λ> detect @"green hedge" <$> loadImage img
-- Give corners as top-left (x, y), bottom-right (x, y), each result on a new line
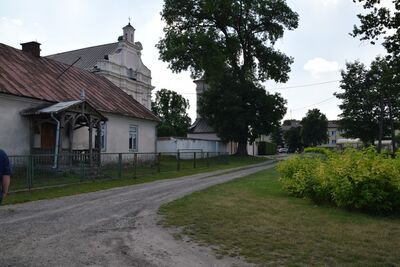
top-left (303, 147), bottom-right (332, 156)
top-left (258, 142), bottom-right (277, 155)
top-left (277, 148), bottom-right (400, 213)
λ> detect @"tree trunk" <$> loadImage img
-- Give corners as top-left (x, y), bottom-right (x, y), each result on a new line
top-left (388, 101), bottom-right (396, 157)
top-left (236, 142), bottom-right (248, 156)
top-left (377, 96), bottom-right (384, 153)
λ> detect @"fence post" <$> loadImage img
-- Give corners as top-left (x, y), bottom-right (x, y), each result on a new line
top-left (80, 157), bottom-right (85, 182)
top-left (177, 152), bottom-right (180, 171)
top-left (193, 152), bottom-right (197, 168)
top-left (118, 153), bottom-right (122, 179)
top-left (206, 152), bottom-right (209, 168)
top-left (133, 153), bottom-right (137, 178)
top-left (157, 153), bottom-right (161, 173)
top-left (27, 155), bottom-right (33, 190)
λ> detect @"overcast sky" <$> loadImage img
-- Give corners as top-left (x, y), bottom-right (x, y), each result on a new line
top-left (0, 0), bottom-right (392, 122)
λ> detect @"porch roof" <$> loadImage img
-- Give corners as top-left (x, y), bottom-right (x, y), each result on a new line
top-left (21, 99), bottom-right (108, 121)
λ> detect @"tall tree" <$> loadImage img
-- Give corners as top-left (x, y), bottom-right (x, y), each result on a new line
top-left (157, 0), bottom-right (299, 155)
top-left (370, 57), bottom-right (400, 153)
top-left (335, 58), bottom-right (399, 151)
top-left (335, 61), bottom-right (379, 145)
top-left (284, 126), bottom-right (302, 153)
top-left (352, 0), bottom-right (399, 59)
top-left (199, 73), bottom-right (287, 146)
top-left (271, 126), bottom-right (284, 147)
top-left (151, 89), bottom-right (191, 137)
top-left (352, 0), bottom-right (400, 153)
top-left (300, 109), bottom-right (328, 147)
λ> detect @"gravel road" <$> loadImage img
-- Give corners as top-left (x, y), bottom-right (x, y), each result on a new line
top-left (0, 161), bottom-right (276, 267)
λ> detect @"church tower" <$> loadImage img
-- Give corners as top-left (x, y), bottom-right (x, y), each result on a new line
top-left (123, 22), bottom-right (135, 44)
top-left (194, 78), bottom-right (210, 119)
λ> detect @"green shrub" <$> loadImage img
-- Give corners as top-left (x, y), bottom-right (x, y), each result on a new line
top-left (258, 142), bottom-right (277, 155)
top-left (304, 147), bottom-right (332, 157)
top-left (278, 148), bottom-right (400, 213)
top-left (277, 155), bottom-right (330, 202)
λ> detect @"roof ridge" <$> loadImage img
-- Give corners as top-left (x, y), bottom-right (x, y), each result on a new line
top-left (45, 42), bottom-right (118, 57)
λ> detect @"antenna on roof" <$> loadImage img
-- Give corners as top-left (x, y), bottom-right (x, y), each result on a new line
top-left (80, 89), bottom-right (86, 100)
top-left (56, 56), bottom-right (82, 80)
top-left (128, 16), bottom-right (131, 23)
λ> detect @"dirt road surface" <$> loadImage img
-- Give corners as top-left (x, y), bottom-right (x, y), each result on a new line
top-left (0, 161), bottom-right (276, 267)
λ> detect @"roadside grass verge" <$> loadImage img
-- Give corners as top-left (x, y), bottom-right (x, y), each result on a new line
top-left (159, 168), bottom-right (400, 266)
top-left (3, 156), bottom-right (267, 205)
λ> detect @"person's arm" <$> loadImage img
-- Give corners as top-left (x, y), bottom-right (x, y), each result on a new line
top-left (1, 151), bottom-right (11, 198)
top-left (2, 175), bottom-right (10, 198)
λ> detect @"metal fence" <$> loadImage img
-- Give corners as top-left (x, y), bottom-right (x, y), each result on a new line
top-left (8, 152), bottom-right (229, 192)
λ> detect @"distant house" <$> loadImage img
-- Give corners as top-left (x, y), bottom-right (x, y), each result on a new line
top-left (0, 42), bottom-right (159, 156)
top-left (47, 23), bottom-right (153, 110)
top-left (320, 120), bottom-right (344, 148)
top-left (281, 119), bottom-right (343, 148)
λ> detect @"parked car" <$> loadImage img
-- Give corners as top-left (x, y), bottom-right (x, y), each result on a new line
top-left (278, 147), bottom-right (289, 153)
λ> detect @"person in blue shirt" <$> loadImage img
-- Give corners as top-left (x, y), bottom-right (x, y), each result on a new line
top-left (0, 149), bottom-right (11, 205)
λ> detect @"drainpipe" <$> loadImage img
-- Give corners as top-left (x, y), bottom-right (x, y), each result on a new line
top-left (51, 113), bottom-right (61, 169)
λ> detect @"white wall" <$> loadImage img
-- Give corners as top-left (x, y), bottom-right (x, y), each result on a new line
top-left (104, 113), bottom-right (157, 153)
top-left (157, 137), bottom-right (227, 154)
top-left (96, 36), bottom-right (154, 110)
top-left (72, 113), bottom-right (157, 153)
top-left (0, 94), bottom-right (48, 155)
top-left (187, 132), bottom-right (221, 141)
top-left (0, 94), bottom-right (157, 155)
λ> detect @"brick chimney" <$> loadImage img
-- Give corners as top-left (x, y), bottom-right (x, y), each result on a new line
top-left (21, 41), bottom-right (41, 57)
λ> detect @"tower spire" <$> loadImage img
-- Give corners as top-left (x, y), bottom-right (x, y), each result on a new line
top-left (122, 19), bottom-right (135, 43)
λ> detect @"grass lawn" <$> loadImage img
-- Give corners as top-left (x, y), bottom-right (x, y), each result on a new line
top-left (4, 156), bottom-right (267, 205)
top-left (159, 168), bottom-right (400, 266)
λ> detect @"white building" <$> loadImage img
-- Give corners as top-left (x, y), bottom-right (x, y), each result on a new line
top-left (0, 42), bottom-right (159, 156)
top-left (47, 23), bottom-right (153, 110)
top-left (321, 121), bottom-right (344, 148)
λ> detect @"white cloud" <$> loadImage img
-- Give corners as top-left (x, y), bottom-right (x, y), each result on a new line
top-left (304, 57), bottom-right (340, 78)
top-left (308, 0), bottom-right (339, 7)
top-left (1, 17), bottom-right (23, 26)
top-left (320, 0), bottom-right (338, 6)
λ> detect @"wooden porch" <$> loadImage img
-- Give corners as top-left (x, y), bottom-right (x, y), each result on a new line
top-left (22, 99), bottom-right (107, 169)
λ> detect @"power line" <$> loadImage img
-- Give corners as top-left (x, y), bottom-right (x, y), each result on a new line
top-left (173, 79), bottom-right (341, 95)
top-left (268, 80), bottom-right (340, 90)
top-left (292, 96), bottom-right (337, 111)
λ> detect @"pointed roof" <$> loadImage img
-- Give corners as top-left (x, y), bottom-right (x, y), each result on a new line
top-left (123, 22), bottom-right (135, 30)
top-left (188, 118), bottom-right (215, 134)
top-left (0, 43), bottom-right (159, 122)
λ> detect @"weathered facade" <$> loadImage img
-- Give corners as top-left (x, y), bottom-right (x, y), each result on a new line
top-left (47, 23), bottom-right (153, 109)
top-left (0, 42), bottom-right (159, 156)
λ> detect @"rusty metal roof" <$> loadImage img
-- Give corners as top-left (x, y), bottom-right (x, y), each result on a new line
top-left (46, 43), bottom-right (119, 70)
top-left (0, 43), bottom-right (159, 122)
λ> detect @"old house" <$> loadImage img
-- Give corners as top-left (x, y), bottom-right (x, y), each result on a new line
top-left (47, 23), bottom-right (153, 110)
top-left (0, 41), bottom-right (159, 156)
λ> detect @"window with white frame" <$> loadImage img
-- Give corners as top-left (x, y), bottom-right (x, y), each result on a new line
top-left (95, 122), bottom-right (107, 151)
top-left (100, 122), bottom-right (107, 151)
top-left (129, 125), bottom-right (138, 151)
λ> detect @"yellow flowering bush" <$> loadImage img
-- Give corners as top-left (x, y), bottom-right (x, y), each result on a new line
top-left (278, 148), bottom-right (400, 213)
